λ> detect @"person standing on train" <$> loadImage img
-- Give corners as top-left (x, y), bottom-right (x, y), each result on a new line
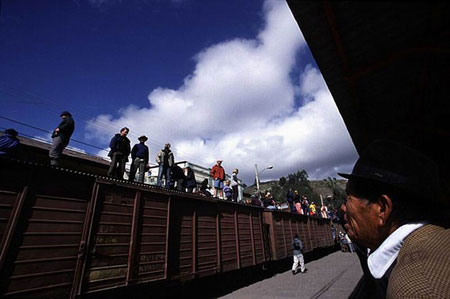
top-left (156, 143), bottom-right (174, 188)
top-left (0, 129), bottom-right (21, 157)
top-left (49, 111), bottom-right (75, 166)
top-left (292, 233), bottom-right (307, 275)
top-left (231, 168), bottom-right (240, 202)
top-left (107, 127), bottom-right (131, 179)
top-left (210, 159), bottom-right (225, 198)
top-left (128, 135), bottom-right (149, 183)
top-left (286, 188), bottom-right (295, 212)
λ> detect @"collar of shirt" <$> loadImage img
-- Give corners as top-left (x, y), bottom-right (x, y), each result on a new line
top-left (367, 222), bottom-right (426, 279)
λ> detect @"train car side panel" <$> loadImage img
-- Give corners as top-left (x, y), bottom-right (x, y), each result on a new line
top-left (0, 163), bottom-right (93, 298)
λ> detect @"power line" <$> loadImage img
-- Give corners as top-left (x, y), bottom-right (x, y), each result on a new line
top-left (0, 115), bottom-right (108, 153)
top-left (0, 83), bottom-right (210, 165)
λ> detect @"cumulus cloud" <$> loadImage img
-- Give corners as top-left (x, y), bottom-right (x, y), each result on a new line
top-left (85, 1), bottom-right (358, 184)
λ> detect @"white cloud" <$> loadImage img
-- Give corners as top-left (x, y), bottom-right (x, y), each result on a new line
top-left (85, 1), bottom-right (358, 184)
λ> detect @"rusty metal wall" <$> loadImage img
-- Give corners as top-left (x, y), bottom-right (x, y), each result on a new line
top-left (263, 211), bottom-right (333, 261)
top-left (0, 160), bottom-right (93, 298)
top-left (0, 159), bottom-right (334, 298)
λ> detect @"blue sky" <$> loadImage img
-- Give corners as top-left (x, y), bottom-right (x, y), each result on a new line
top-left (0, 0), bottom-right (358, 184)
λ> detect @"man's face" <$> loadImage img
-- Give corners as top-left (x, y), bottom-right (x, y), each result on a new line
top-left (120, 130), bottom-right (129, 137)
top-left (340, 192), bottom-right (381, 250)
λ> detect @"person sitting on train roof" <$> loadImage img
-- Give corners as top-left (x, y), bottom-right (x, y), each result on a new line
top-left (170, 164), bottom-right (185, 191)
top-left (339, 139), bottom-right (450, 298)
top-left (0, 128), bottom-right (20, 157)
top-left (107, 127), bottom-right (131, 179)
top-left (263, 192), bottom-right (276, 210)
top-left (250, 194), bottom-right (262, 207)
top-left (199, 178), bottom-right (212, 197)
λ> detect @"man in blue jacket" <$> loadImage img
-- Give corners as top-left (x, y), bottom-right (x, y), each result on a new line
top-left (128, 135), bottom-right (149, 183)
top-left (0, 129), bottom-right (20, 157)
top-left (107, 127), bottom-right (131, 179)
top-left (292, 233), bottom-right (307, 275)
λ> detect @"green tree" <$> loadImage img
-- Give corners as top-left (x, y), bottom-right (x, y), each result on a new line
top-left (269, 169), bottom-right (320, 205)
top-left (279, 176), bottom-right (286, 187)
top-left (325, 177), bottom-right (347, 210)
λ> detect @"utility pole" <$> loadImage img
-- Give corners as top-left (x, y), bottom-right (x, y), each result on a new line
top-left (255, 164), bottom-right (260, 198)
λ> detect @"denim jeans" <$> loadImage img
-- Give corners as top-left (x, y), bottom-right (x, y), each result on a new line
top-left (157, 164), bottom-right (171, 188)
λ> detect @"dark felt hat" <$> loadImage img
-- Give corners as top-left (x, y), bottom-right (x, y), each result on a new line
top-left (138, 135), bottom-right (148, 141)
top-left (60, 111), bottom-right (72, 117)
top-left (4, 128), bottom-right (18, 137)
top-left (338, 139), bottom-right (439, 198)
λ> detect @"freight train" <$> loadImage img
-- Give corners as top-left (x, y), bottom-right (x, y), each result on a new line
top-left (0, 157), bottom-right (336, 298)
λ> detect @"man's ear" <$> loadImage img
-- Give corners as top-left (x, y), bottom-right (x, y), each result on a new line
top-left (375, 194), bottom-right (393, 226)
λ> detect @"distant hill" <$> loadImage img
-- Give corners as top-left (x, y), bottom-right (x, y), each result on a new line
top-left (244, 179), bottom-right (347, 199)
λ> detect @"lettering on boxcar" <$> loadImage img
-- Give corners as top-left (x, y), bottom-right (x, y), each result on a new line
top-left (96, 235), bottom-right (118, 244)
top-left (138, 254), bottom-right (165, 273)
top-left (139, 263), bottom-right (164, 273)
top-left (140, 253), bottom-right (165, 262)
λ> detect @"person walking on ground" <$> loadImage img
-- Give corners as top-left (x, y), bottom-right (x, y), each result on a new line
top-left (231, 168), bottom-right (239, 202)
top-left (210, 159), bottom-right (225, 198)
top-left (339, 140), bottom-right (450, 298)
top-left (292, 233), bottom-right (307, 275)
top-left (0, 129), bottom-right (20, 157)
top-left (49, 111), bottom-right (74, 166)
top-left (128, 135), bottom-right (149, 183)
top-left (156, 143), bottom-right (174, 188)
top-left (107, 127), bottom-right (131, 179)
top-left (344, 232), bottom-right (354, 253)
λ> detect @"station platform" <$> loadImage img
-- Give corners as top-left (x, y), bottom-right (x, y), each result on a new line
top-left (219, 250), bottom-right (362, 299)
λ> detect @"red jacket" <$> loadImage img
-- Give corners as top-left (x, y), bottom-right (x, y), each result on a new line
top-left (210, 164), bottom-right (225, 180)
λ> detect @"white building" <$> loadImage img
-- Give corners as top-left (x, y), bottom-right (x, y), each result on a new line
top-left (142, 161), bottom-right (243, 202)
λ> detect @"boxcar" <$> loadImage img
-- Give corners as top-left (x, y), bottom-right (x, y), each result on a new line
top-left (0, 158), bottom-right (334, 298)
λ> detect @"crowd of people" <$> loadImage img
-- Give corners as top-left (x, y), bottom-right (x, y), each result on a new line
top-left (106, 127), bottom-right (242, 200)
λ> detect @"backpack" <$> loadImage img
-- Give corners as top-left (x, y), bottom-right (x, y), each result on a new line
top-left (293, 240), bottom-right (301, 250)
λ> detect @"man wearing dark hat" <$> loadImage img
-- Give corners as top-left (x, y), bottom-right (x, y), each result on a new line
top-left (49, 111), bottom-right (75, 166)
top-left (339, 140), bottom-right (450, 298)
top-left (128, 135), bottom-right (149, 183)
top-left (0, 129), bottom-right (20, 157)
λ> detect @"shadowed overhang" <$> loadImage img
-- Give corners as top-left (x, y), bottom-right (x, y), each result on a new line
top-left (287, 1), bottom-right (450, 199)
